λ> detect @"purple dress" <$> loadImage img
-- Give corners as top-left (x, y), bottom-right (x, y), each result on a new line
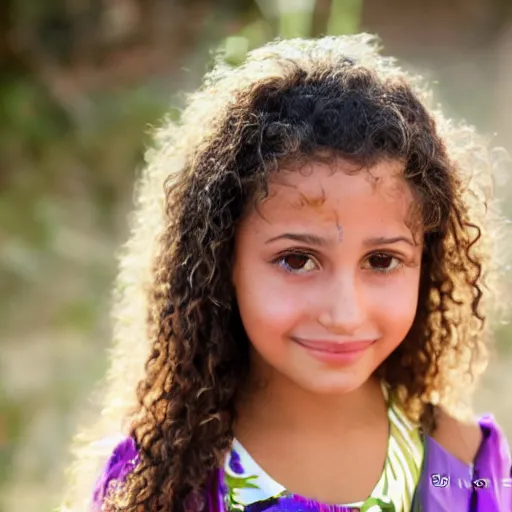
top-left (92, 415), bottom-right (512, 511)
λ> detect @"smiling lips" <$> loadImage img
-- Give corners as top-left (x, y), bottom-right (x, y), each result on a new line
top-left (292, 337), bottom-right (376, 353)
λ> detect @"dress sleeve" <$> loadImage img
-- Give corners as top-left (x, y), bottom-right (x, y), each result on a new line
top-left (414, 413), bottom-right (512, 511)
top-left (91, 436), bottom-right (139, 511)
top-left (471, 414), bottom-right (512, 511)
top-left (90, 437), bottom-right (224, 512)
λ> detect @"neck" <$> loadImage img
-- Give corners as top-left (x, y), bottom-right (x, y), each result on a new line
top-left (235, 362), bottom-right (386, 440)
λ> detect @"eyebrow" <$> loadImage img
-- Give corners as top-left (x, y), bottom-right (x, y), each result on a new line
top-left (265, 233), bottom-right (416, 247)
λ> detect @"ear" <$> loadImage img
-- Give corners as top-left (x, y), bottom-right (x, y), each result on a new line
top-left (431, 406), bottom-right (483, 465)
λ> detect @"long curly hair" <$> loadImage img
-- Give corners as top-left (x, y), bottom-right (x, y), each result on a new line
top-left (62, 34), bottom-right (507, 511)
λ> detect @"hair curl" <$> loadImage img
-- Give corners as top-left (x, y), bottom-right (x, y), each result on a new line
top-left (62, 34), bottom-right (506, 512)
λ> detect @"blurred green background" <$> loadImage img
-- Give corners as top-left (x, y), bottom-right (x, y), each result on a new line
top-left (1, 1), bottom-right (512, 511)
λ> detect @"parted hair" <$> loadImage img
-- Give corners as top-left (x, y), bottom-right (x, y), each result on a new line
top-left (62, 34), bottom-right (505, 512)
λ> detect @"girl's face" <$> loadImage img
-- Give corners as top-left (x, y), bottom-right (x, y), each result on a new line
top-left (232, 159), bottom-right (423, 395)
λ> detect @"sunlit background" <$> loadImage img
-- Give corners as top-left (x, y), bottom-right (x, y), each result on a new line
top-left (1, 1), bottom-right (512, 511)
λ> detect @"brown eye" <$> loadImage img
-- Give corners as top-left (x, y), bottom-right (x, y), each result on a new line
top-left (285, 254), bottom-right (309, 269)
top-left (277, 253), bottom-right (317, 274)
top-left (369, 254), bottom-right (392, 269)
top-left (364, 253), bottom-right (402, 273)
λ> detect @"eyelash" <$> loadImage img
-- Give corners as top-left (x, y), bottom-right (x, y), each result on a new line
top-left (273, 250), bottom-right (405, 276)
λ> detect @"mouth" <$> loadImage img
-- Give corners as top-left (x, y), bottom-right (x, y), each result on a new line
top-left (292, 337), bottom-right (377, 353)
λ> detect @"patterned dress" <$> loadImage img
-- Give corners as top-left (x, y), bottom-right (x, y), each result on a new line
top-left (91, 386), bottom-right (512, 511)
top-left (222, 383), bottom-right (423, 512)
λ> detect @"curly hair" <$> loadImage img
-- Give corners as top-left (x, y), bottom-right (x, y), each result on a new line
top-left (62, 34), bottom-right (506, 512)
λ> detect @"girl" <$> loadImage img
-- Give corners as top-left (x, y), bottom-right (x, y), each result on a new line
top-left (65, 34), bottom-right (512, 511)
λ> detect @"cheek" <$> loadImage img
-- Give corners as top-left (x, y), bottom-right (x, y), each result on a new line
top-left (368, 274), bottom-right (421, 337)
top-left (234, 268), bottom-right (305, 344)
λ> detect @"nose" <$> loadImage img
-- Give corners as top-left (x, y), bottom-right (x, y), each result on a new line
top-left (317, 271), bottom-right (367, 335)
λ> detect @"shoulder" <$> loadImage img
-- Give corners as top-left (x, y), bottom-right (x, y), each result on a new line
top-left (430, 407), bottom-right (484, 465)
top-left (92, 436), bottom-right (139, 509)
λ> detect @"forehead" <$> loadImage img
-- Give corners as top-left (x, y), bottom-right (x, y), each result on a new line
top-left (260, 158), bottom-right (415, 221)
top-left (236, 159), bottom-right (422, 245)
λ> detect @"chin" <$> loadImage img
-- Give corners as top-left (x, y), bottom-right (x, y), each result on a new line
top-left (296, 371), bottom-right (370, 395)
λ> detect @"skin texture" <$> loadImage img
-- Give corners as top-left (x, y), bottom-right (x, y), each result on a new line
top-left (233, 159), bottom-right (423, 397)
